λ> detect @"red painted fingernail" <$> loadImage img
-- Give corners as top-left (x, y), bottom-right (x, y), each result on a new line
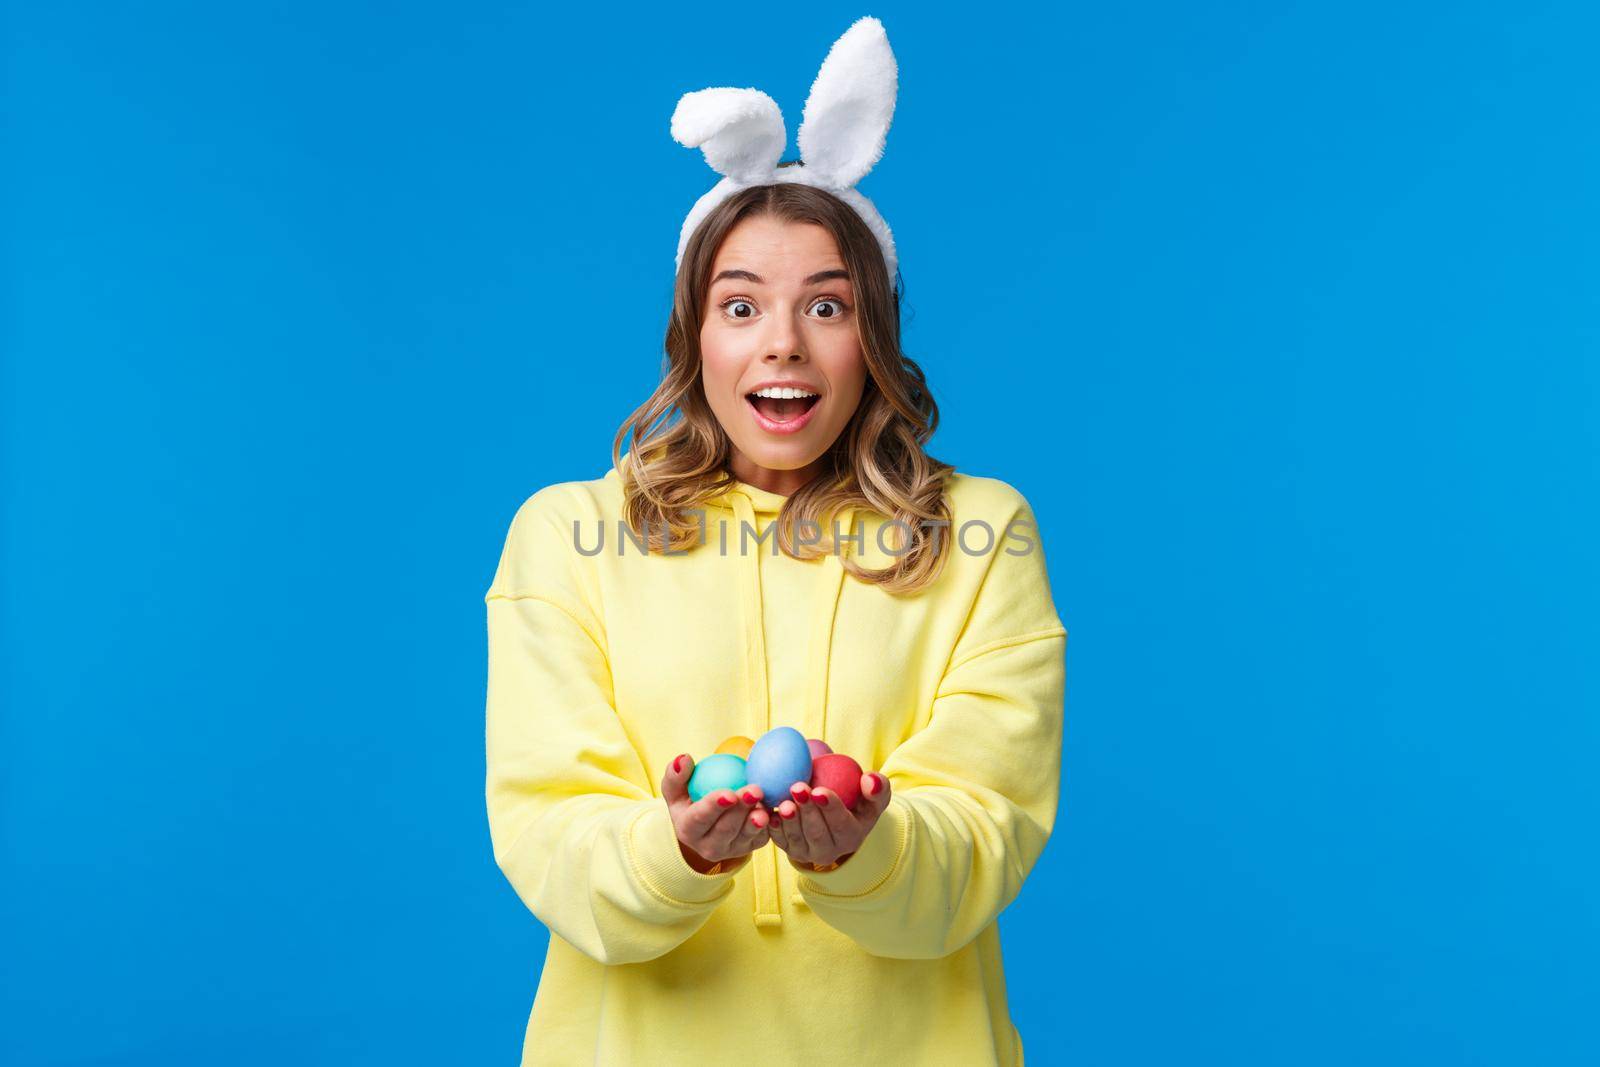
top-left (782, 807), bottom-right (798, 820)
top-left (795, 790), bottom-right (810, 805)
top-left (673, 755), bottom-right (686, 774)
top-left (814, 792), bottom-right (829, 807)
top-left (740, 791), bottom-right (757, 805)
top-left (868, 774), bottom-right (882, 795)
top-left (717, 794), bottom-right (734, 807)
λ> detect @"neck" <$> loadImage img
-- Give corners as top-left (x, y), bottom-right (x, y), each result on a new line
top-left (727, 453), bottom-right (825, 498)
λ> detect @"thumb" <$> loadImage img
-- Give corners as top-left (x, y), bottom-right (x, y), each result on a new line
top-left (662, 753), bottom-right (694, 808)
top-left (858, 771), bottom-right (891, 817)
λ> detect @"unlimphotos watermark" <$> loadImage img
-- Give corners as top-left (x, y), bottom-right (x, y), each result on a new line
top-left (570, 509), bottom-right (1039, 559)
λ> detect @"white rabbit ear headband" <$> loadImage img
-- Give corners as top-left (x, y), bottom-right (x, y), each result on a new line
top-left (670, 16), bottom-right (899, 279)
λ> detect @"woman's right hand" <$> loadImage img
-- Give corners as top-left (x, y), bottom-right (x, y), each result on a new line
top-left (662, 754), bottom-right (770, 873)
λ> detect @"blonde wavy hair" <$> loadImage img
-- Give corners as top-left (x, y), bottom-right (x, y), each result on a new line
top-left (611, 181), bottom-right (955, 594)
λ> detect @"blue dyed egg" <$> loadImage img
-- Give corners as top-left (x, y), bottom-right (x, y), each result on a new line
top-left (744, 727), bottom-right (814, 810)
top-left (687, 753), bottom-right (748, 803)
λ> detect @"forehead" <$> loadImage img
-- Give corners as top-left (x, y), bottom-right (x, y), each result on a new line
top-left (710, 215), bottom-right (844, 281)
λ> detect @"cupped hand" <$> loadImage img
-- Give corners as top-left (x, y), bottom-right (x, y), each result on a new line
top-left (769, 772), bottom-right (891, 869)
top-left (662, 754), bottom-right (771, 873)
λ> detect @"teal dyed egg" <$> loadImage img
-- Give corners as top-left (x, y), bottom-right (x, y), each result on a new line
top-left (687, 753), bottom-right (747, 803)
top-left (745, 727), bottom-right (814, 810)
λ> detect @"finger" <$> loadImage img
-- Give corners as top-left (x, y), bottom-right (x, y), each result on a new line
top-left (797, 789), bottom-right (835, 854)
top-left (680, 788), bottom-right (740, 844)
top-left (698, 791), bottom-right (751, 855)
top-left (858, 772), bottom-right (891, 820)
top-left (733, 787), bottom-right (770, 849)
top-left (769, 801), bottom-right (799, 854)
top-left (661, 753), bottom-right (694, 811)
top-left (811, 787), bottom-right (857, 840)
top-left (734, 805), bottom-right (770, 852)
top-left (784, 782), bottom-right (823, 861)
top-left (765, 811), bottom-right (784, 852)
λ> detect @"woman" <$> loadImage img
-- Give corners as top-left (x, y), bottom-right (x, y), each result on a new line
top-left (485, 19), bottom-right (1065, 1066)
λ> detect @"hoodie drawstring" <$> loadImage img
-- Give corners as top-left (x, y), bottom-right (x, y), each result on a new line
top-left (725, 488), bottom-right (853, 929)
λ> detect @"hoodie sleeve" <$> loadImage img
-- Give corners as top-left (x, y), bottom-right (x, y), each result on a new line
top-left (794, 493), bottom-right (1067, 960)
top-left (485, 485), bottom-right (747, 966)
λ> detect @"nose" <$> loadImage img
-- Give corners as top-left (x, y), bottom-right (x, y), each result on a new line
top-left (760, 313), bottom-right (804, 363)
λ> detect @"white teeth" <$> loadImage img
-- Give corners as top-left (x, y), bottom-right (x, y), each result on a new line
top-left (750, 386), bottom-right (818, 400)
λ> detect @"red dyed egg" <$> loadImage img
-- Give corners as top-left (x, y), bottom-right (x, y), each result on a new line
top-left (809, 753), bottom-right (864, 810)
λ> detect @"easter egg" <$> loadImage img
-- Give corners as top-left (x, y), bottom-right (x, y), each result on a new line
top-left (806, 738), bottom-right (833, 759)
top-left (809, 753), bottom-right (864, 810)
top-left (744, 727), bottom-right (813, 810)
top-left (687, 753), bottom-right (747, 803)
top-left (715, 735), bottom-right (755, 759)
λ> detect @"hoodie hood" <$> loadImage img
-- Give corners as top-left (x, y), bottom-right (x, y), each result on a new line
top-left (707, 475), bottom-right (790, 516)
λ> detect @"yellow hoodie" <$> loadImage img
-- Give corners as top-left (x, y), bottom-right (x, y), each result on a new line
top-left (484, 465), bottom-right (1067, 1066)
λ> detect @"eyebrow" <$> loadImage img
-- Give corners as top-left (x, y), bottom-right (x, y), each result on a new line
top-left (710, 268), bottom-right (852, 286)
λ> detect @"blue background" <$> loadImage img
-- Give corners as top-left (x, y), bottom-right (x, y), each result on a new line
top-left (3, 2), bottom-right (1596, 1064)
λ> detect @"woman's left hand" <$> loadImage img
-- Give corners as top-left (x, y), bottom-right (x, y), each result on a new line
top-left (768, 772), bottom-right (892, 870)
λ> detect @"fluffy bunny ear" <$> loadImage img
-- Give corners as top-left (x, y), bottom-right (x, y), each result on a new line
top-left (797, 17), bottom-right (897, 188)
top-left (671, 87), bottom-right (785, 183)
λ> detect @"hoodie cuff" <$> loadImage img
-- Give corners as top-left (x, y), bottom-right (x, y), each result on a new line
top-left (627, 803), bottom-right (746, 906)
top-left (795, 799), bottom-right (910, 899)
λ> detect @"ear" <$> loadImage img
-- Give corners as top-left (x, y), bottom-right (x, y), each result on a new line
top-left (671, 87), bottom-right (785, 183)
top-left (797, 17), bottom-right (897, 187)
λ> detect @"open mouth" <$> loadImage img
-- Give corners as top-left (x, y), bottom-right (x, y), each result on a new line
top-left (745, 391), bottom-right (825, 425)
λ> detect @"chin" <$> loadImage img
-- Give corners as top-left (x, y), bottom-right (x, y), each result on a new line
top-left (739, 426), bottom-right (835, 460)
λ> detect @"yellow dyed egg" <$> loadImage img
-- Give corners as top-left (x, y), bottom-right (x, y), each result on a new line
top-left (715, 735), bottom-right (755, 759)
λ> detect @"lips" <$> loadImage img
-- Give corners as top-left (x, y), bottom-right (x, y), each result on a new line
top-left (746, 392), bottom-right (821, 434)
